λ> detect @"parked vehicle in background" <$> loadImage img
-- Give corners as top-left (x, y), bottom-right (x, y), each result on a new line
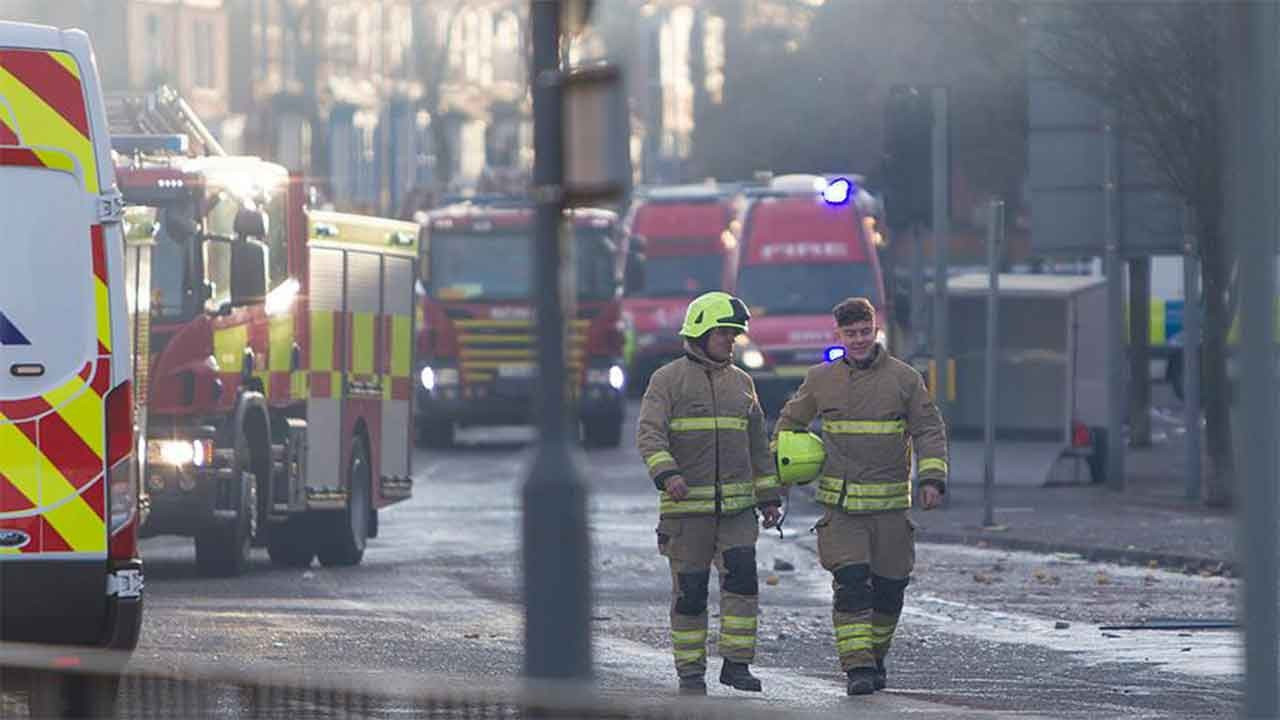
top-left (415, 200), bottom-right (628, 448)
top-left (115, 139), bottom-right (417, 576)
top-left (621, 183), bottom-right (740, 393)
top-left (732, 174), bottom-right (889, 415)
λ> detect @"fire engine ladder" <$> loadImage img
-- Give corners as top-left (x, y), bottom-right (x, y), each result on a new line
top-left (106, 85), bottom-right (226, 157)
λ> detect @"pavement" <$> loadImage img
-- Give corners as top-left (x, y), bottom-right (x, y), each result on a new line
top-left (912, 388), bottom-right (1235, 574)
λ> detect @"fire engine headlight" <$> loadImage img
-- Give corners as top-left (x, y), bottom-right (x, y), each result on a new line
top-left (420, 366), bottom-right (459, 391)
top-left (586, 366), bottom-right (626, 391)
top-left (608, 365), bottom-right (626, 391)
top-left (148, 439), bottom-right (212, 467)
top-left (741, 349), bottom-right (766, 370)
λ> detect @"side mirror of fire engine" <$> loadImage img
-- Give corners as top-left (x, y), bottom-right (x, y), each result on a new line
top-left (624, 247), bottom-right (645, 294)
top-left (230, 239), bottom-right (268, 307)
top-left (234, 207), bottom-right (268, 239)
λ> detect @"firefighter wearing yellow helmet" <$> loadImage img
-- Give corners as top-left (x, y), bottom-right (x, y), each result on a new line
top-left (636, 291), bottom-right (785, 695)
top-left (773, 297), bottom-right (948, 697)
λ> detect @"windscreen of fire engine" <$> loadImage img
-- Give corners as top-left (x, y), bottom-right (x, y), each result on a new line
top-left (736, 263), bottom-right (881, 315)
top-left (429, 229), bottom-right (617, 302)
top-left (628, 253), bottom-right (723, 298)
top-left (144, 206), bottom-right (193, 321)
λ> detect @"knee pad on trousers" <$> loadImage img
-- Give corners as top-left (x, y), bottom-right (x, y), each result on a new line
top-left (833, 564), bottom-right (873, 613)
top-left (721, 546), bottom-right (759, 596)
top-left (675, 570), bottom-right (711, 616)
top-left (872, 575), bottom-right (910, 616)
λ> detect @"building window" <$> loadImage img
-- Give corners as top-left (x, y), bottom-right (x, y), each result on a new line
top-left (494, 11), bottom-right (521, 85)
top-left (193, 20), bottom-right (215, 89)
top-left (145, 13), bottom-right (166, 84)
top-left (703, 14), bottom-right (725, 105)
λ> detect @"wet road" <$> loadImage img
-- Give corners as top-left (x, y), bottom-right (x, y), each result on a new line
top-left (130, 401), bottom-right (1243, 718)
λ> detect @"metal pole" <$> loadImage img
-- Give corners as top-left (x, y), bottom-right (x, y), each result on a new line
top-left (523, 0), bottom-right (591, 681)
top-left (1129, 257), bottom-right (1152, 447)
top-left (930, 87), bottom-right (950, 418)
top-left (983, 200), bottom-right (1003, 528)
top-left (911, 224), bottom-right (926, 356)
top-left (1182, 204), bottom-right (1201, 502)
top-left (1103, 110), bottom-right (1126, 492)
top-left (1240, 3), bottom-right (1278, 715)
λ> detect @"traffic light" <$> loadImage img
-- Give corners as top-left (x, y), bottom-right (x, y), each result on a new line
top-left (884, 85), bottom-right (934, 230)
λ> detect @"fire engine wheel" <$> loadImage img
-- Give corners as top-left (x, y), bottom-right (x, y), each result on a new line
top-left (318, 437), bottom-right (370, 567)
top-left (196, 429), bottom-right (257, 577)
top-left (267, 515), bottom-right (316, 568)
top-left (27, 670), bottom-right (119, 718)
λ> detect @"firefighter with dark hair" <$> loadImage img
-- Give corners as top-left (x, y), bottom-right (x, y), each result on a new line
top-left (636, 291), bottom-right (784, 695)
top-left (773, 297), bottom-right (948, 696)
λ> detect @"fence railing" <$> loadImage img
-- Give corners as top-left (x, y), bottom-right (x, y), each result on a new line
top-left (0, 641), bottom-right (855, 720)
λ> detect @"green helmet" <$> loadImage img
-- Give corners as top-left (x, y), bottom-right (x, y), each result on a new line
top-left (777, 431), bottom-right (825, 486)
top-left (679, 291), bottom-right (751, 339)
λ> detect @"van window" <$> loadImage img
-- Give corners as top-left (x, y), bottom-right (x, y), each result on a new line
top-left (0, 167), bottom-right (95, 396)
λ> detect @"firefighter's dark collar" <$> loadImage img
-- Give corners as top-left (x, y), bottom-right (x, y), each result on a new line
top-left (683, 340), bottom-right (731, 369)
top-left (842, 344), bottom-right (883, 371)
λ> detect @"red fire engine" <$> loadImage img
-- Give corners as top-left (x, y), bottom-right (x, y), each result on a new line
top-left (621, 184), bottom-right (740, 392)
top-left (415, 200), bottom-right (627, 448)
top-left (733, 174), bottom-right (890, 415)
top-left (114, 135), bottom-right (418, 576)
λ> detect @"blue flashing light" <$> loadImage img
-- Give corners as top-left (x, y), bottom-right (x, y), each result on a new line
top-left (824, 346), bottom-right (846, 363)
top-left (822, 177), bottom-right (853, 206)
top-left (111, 134), bottom-right (189, 156)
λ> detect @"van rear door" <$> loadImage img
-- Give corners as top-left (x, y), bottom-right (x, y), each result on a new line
top-left (0, 31), bottom-right (123, 644)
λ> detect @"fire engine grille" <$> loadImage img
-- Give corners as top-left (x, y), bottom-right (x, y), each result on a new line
top-left (454, 319), bottom-right (589, 386)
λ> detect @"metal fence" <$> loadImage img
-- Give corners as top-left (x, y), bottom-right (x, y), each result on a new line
top-left (0, 641), bottom-right (846, 720)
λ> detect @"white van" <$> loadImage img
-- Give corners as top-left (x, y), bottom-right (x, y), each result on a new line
top-left (0, 21), bottom-right (142, 715)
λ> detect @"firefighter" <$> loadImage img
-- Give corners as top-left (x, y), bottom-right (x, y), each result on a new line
top-left (636, 291), bottom-right (784, 696)
top-left (773, 297), bottom-right (947, 696)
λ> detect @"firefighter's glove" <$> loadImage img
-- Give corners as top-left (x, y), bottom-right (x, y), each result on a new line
top-left (760, 503), bottom-right (783, 530)
top-left (663, 475), bottom-right (690, 501)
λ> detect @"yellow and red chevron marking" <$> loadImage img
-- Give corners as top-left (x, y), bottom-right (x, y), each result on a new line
top-left (91, 225), bottom-right (111, 354)
top-left (0, 48), bottom-right (98, 194)
top-left (0, 357), bottom-right (110, 556)
top-left (0, 226), bottom-right (111, 556)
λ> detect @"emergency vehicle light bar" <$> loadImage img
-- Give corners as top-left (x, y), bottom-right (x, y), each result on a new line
top-left (111, 134), bottom-right (189, 156)
top-left (823, 177), bottom-right (854, 206)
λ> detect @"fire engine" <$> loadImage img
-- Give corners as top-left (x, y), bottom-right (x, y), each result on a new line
top-left (111, 93), bottom-right (417, 576)
top-left (621, 184), bottom-right (740, 392)
top-left (732, 174), bottom-right (890, 415)
top-left (415, 200), bottom-right (627, 447)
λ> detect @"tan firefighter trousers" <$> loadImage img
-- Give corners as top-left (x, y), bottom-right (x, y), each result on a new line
top-left (657, 511), bottom-right (760, 678)
top-left (815, 508), bottom-right (915, 671)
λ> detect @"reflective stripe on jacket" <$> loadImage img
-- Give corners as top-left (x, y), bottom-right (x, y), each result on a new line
top-left (637, 343), bottom-right (780, 518)
top-left (773, 346), bottom-right (948, 514)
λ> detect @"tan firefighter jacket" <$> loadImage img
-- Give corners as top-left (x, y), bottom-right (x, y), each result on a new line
top-left (773, 346), bottom-right (948, 514)
top-left (637, 342), bottom-right (782, 518)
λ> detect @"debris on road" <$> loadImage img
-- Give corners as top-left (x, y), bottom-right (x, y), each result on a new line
top-left (774, 558), bottom-right (796, 572)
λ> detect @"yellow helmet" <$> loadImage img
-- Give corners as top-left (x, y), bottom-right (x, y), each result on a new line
top-left (679, 291), bottom-right (751, 339)
top-left (777, 431), bottom-right (825, 486)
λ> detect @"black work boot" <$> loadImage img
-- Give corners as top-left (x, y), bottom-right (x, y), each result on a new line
top-left (678, 675), bottom-right (707, 696)
top-left (874, 658), bottom-right (887, 690)
top-left (719, 659), bottom-right (763, 692)
top-left (846, 667), bottom-right (877, 696)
